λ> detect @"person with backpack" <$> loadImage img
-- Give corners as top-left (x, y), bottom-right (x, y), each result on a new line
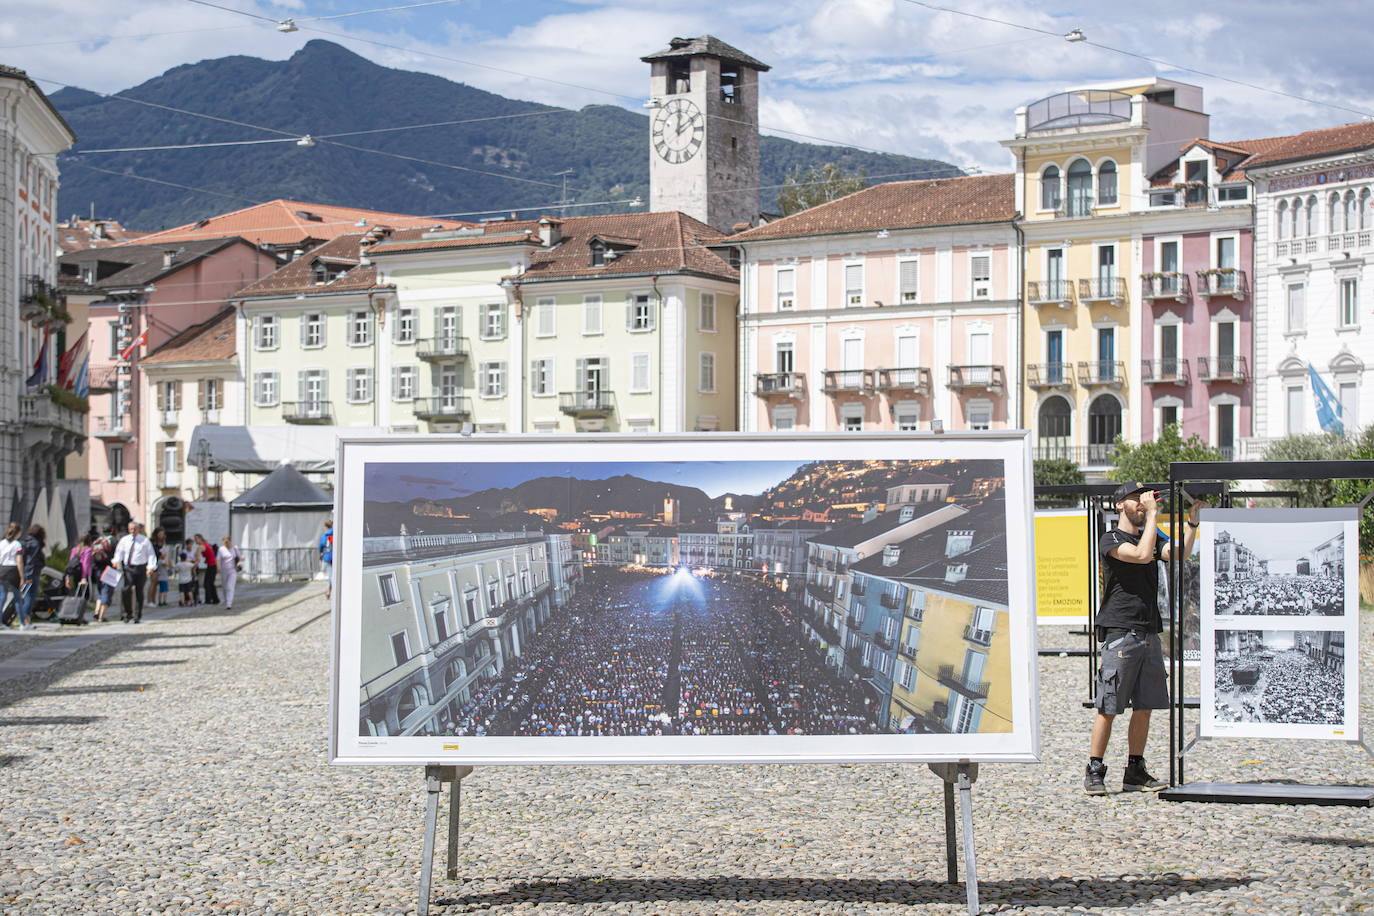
top-left (68, 533), bottom-right (94, 593)
top-left (16, 525), bottom-right (46, 628)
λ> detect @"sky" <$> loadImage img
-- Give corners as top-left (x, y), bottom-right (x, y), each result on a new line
top-left (365, 459), bottom-right (807, 501)
top-left (5, 0), bottom-right (1374, 183)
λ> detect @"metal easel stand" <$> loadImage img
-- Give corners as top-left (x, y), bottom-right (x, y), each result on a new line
top-left (928, 762), bottom-right (981, 916)
top-left (418, 764), bottom-right (474, 916)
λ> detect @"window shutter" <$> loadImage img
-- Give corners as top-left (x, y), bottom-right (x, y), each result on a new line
top-left (346, 368), bottom-right (356, 402)
top-left (157, 384), bottom-right (166, 410)
top-left (298, 370), bottom-right (308, 403)
top-left (625, 294), bottom-right (636, 330)
top-left (155, 444), bottom-right (165, 474)
top-left (319, 369), bottom-right (329, 402)
top-left (391, 366), bottom-right (401, 400)
top-left (253, 374), bottom-right (262, 405)
top-left (197, 379), bottom-right (206, 410)
top-left (300, 314), bottom-right (309, 347)
top-left (900, 260), bottom-right (918, 298)
top-left (175, 441), bottom-right (184, 472)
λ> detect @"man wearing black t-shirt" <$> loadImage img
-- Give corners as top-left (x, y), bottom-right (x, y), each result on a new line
top-left (1085, 481), bottom-right (1200, 795)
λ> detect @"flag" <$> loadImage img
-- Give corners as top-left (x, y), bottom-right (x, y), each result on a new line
top-left (25, 333), bottom-right (49, 388)
top-left (73, 355), bottom-right (89, 399)
top-left (1308, 364), bottom-right (1345, 436)
top-left (119, 329), bottom-right (147, 362)
top-left (57, 329), bottom-right (87, 389)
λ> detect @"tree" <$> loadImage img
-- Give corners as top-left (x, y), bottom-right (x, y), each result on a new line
top-left (1107, 424), bottom-right (1223, 485)
top-left (776, 162), bottom-right (868, 215)
top-left (1329, 424), bottom-right (1374, 561)
top-left (1034, 458), bottom-right (1084, 508)
top-left (1262, 431), bottom-right (1353, 508)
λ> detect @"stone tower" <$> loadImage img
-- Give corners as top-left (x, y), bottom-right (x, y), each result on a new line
top-left (642, 36), bottom-right (769, 233)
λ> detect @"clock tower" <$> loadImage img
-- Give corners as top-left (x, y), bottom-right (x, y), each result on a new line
top-left (642, 36), bottom-right (769, 232)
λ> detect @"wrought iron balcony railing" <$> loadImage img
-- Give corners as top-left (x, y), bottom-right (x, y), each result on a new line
top-left (1027, 362), bottom-right (1073, 390)
top-left (1140, 359), bottom-right (1190, 386)
top-left (1197, 355), bottom-right (1249, 383)
top-left (1077, 360), bottom-right (1125, 387)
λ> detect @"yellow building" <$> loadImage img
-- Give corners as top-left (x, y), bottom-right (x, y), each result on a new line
top-left (1004, 78), bottom-right (1208, 471)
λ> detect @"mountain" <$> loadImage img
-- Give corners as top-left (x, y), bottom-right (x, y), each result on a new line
top-left (52, 40), bottom-right (962, 231)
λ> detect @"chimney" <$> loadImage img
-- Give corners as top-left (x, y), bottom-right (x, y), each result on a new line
top-left (899, 506), bottom-right (915, 522)
top-left (538, 217), bottom-right (561, 247)
top-left (162, 248), bottom-right (178, 268)
top-left (883, 545), bottom-right (900, 567)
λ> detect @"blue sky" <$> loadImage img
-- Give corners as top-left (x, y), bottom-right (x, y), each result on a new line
top-left (6, 1), bottom-right (1374, 178)
top-left (365, 459), bottom-right (806, 501)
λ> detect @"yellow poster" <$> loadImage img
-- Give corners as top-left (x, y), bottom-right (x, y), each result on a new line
top-left (1035, 509), bottom-right (1090, 623)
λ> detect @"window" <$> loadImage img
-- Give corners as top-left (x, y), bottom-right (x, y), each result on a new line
top-left (437, 306), bottom-right (460, 343)
top-left (389, 631), bottom-right (410, 666)
top-left (462, 590), bottom-right (478, 626)
top-left (590, 241), bottom-right (607, 267)
top-left (970, 254), bottom-right (991, 299)
top-left (627, 292), bottom-right (655, 331)
top-left (842, 405), bottom-right (864, 432)
top-left (395, 308), bottom-right (416, 344)
top-left (1066, 159), bottom-right (1092, 217)
top-left (433, 606), bottom-right (449, 643)
top-left (1339, 381), bottom-right (1359, 430)
top-left (844, 263), bottom-right (864, 306)
top-left (699, 293), bottom-right (716, 332)
top-left (582, 294), bottom-right (602, 334)
top-left (379, 574), bottom-right (402, 606)
top-left (771, 405), bottom-right (796, 430)
top-left (298, 369), bottom-right (328, 408)
top-left (109, 321), bottom-right (122, 359)
top-left (1045, 328), bottom-right (1065, 383)
top-left (346, 367), bottom-right (373, 403)
top-left (1286, 283), bottom-right (1306, 333)
top-left (1276, 201), bottom-right (1290, 239)
top-left (1218, 186), bottom-right (1248, 202)
top-left (899, 259), bottom-right (918, 303)
top-left (1340, 278), bottom-right (1359, 328)
top-left (1216, 402), bottom-right (1236, 457)
top-left (108, 444), bottom-right (124, 481)
top-left (1097, 160), bottom-right (1118, 204)
top-left (393, 365), bottom-right (416, 402)
top-left (298, 312), bottom-right (324, 348)
top-left (1184, 160), bottom-right (1208, 204)
top-left (200, 378), bottom-right (222, 411)
top-left (349, 309), bottom-right (373, 346)
top-left (531, 357), bottom-right (554, 397)
top-left (253, 371), bottom-right (279, 406)
top-left (536, 297), bottom-right (556, 337)
top-left (775, 341), bottom-right (794, 373)
top-left (776, 268), bottom-right (795, 310)
top-left (1046, 247), bottom-right (1064, 296)
top-left (1040, 165), bottom-right (1061, 211)
top-left (698, 352), bottom-right (716, 392)
top-left (158, 380), bottom-right (181, 412)
top-left (628, 419), bottom-right (653, 434)
top-left (895, 402), bottom-right (920, 431)
top-left (896, 333), bottom-right (918, 373)
top-left (1286, 385), bottom-right (1304, 436)
top-left (1159, 402), bottom-right (1180, 433)
top-left (631, 353), bottom-right (651, 393)
top-left (480, 361), bottom-right (506, 398)
top-left (255, 314), bottom-right (278, 350)
top-left (160, 442), bottom-right (179, 484)
top-left (480, 303), bottom-right (505, 340)
top-left (967, 399), bottom-right (992, 430)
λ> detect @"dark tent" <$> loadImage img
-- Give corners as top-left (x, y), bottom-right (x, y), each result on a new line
top-left (230, 465), bottom-right (333, 580)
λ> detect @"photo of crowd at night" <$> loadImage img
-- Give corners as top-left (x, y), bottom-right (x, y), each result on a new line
top-left (355, 457), bottom-right (1012, 740)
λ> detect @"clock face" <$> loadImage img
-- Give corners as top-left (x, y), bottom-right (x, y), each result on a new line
top-left (652, 97), bottom-right (704, 164)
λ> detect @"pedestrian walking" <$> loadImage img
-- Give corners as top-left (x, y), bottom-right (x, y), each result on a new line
top-left (16, 525), bottom-right (46, 629)
top-left (217, 535), bottom-right (241, 609)
top-left (319, 519), bottom-right (334, 600)
top-left (91, 538), bottom-right (114, 622)
top-left (147, 528), bottom-right (166, 608)
top-left (198, 533), bottom-right (219, 605)
top-left (67, 533), bottom-right (93, 593)
top-left (113, 522), bottom-right (158, 623)
top-left (0, 522), bottom-right (23, 628)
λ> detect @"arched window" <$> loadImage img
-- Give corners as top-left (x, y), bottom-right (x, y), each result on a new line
top-left (1066, 159), bottom-right (1093, 217)
top-left (1361, 188), bottom-right (1372, 230)
top-left (396, 683), bottom-right (430, 729)
top-left (1037, 397), bottom-right (1072, 461)
top-left (1041, 165), bottom-right (1061, 211)
top-left (1329, 192), bottom-right (1341, 234)
top-left (1276, 200), bottom-right (1289, 240)
top-left (1087, 395), bottom-right (1123, 464)
top-left (1305, 196), bottom-right (1316, 236)
top-left (1344, 191), bottom-right (1358, 233)
top-left (1097, 160), bottom-right (1118, 205)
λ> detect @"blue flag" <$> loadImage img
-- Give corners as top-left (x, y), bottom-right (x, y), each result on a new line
top-left (25, 334), bottom-right (48, 388)
top-left (1308, 364), bottom-right (1344, 436)
top-left (73, 355), bottom-right (89, 399)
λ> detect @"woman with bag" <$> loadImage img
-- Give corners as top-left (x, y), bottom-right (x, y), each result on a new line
top-left (0, 522), bottom-right (23, 628)
top-left (198, 533), bottom-right (219, 605)
top-left (217, 535), bottom-right (241, 610)
top-left (67, 533), bottom-right (93, 593)
top-left (91, 540), bottom-right (116, 623)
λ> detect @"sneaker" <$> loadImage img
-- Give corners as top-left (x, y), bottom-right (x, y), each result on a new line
top-left (1084, 760), bottom-right (1107, 795)
top-left (1122, 761), bottom-right (1166, 792)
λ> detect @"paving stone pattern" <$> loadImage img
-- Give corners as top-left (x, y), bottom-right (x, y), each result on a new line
top-left (0, 590), bottom-right (1369, 915)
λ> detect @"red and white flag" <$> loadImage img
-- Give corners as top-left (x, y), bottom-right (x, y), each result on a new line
top-left (119, 329), bottom-right (147, 362)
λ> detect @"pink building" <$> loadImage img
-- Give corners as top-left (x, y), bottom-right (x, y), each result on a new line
top-left (59, 238), bottom-right (278, 528)
top-left (728, 175), bottom-right (1019, 432)
top-left (1139, 139), bottom-right (1256, 456)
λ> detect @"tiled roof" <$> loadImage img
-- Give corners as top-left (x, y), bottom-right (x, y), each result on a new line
top-left (142, 306), bottom-right (237, 365)
top-left (367, 223), bottom-right (543, 254)
top-left (1146, 127), bottom-right (1346, 189)
top-left (850, 496), bottom-right (1008, 606)
top-left (809, 501), bottom-right (953, 549)
top-left (641, 35), bottom-right (770, 72)
top-left (57, 220), bottom-right (148, 253)
top-left (893, 471), bottom-right (954, 487)
top-left (235, 234), bottom-right (387, 298)
top-left (57, 237), bottom-right (248, 290)
top-left (1238, 121), bottom-right (1374, 170)
top-left (726, 173), bottom-right (1012, 244)
top-left (122, 199), bottom-right (470, 248)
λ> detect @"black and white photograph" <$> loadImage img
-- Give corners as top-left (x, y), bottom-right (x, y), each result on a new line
top-left (1210, 629), bottom-right (1346, 728)
top-left (1212, 520), bottom-right (1346, 617)
top-left (330, 435), bottom-right (1038, 765)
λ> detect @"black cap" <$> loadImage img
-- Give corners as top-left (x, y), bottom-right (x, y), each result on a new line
top-left (1111, 481), bottom-right (1152, 503)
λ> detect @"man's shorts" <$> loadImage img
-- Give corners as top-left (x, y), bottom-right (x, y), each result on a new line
top-left (1094, 630), bottom-right (1170, 714)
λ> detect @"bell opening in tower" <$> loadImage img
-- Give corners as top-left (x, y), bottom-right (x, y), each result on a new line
top-left (669, 60), bottom-right (691, 95)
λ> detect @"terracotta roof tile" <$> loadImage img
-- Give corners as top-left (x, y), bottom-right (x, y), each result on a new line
top-left (368, 223), bottom-right (543, 254)
top-left (142, 306), bottom-right (236, 365)
top-left (235, 234), bottom-right (387, 298)
top-left (1239, 121), bottom-right (1374, 170)
top-left (727, 173), bottom-right (1014, 243)
top-left (123, 199), bottom-right (470, 248)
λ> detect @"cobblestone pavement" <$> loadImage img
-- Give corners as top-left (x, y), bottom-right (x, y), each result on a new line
top-left (0, 587), bottom-right (1369, 915)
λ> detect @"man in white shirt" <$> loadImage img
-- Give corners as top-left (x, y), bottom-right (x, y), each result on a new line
top-left (113, 522), bottom-right (157, 623)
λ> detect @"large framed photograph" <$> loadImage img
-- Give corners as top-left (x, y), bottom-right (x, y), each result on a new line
top-left (1199, 508), bottom-right (1359, 741)
top-left (329, 433), bottom-right (1039, 765)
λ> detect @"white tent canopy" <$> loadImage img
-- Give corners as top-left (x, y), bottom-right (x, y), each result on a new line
top-left (229, 464), bottom-right (334, 580)
top-left (187, 425), bottom-right (388, 474)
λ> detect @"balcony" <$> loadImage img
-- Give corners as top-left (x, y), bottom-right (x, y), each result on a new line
top-left (947, 365), bottom-right (1005, 392)
top-left (1032, 442), bottom-right (1120, 467)
top-left (87, 366), bottom-right (119, 394)
top-left (846, 647), bottom-right (873, 679)
top-left (93, 414), bottom-right (134, 440)
top-left (822, 369), bottom-right (875, 395)
top-left (281, 401), bottom-right (334, 424)
top-left (874, 631), bottom-right (895, 650)
top-left (850, 580), bottom-right (866, 597)
top-left (416, 336), bottom-right (470, 362)
top-left (879, 591), bottom-right (902, 610)
top-left (1078, 276), bottom-right (1127, 306)
top-left (1077, 361), bottom-right (1125, 387)
top-left (1027, 280), bottom-right (1073, 308)
top-left (754, 371), bottom-right (806, 398)
top-left (1325, 231), bottom-right (1373, 253)
top-left (559, 391), bottom-right (615, 418)
top-left (1027, 362), bottom-right (1073, 390)
top-left (201, 408), bottom-right (222, 425)
top-left (159, 471), bottom-right (180, 491)
top-left (1196, 269), bottom-right (1248, 299)
top-left (875, 367), bottom-right (932, 395)
top-left (160, 409), bottom-right (179, 428)
top-left (19, 393), bottom-right (86, 446)
top-left (1198, 355), bottom-right (1248, 383)
top-left (846, 613), bottom-right (864, 629)
top-left (20, 275), bottom-right (67, 324)
top-left (805, 581), bottom-right (834, 604)
top-left (938, 664), bottom-right (989, 700)
top-left (1141, 272), bottom-right (1190, 302)
top-left (1140, 359), bottom-right (1190, 386)
top-left (1025, 89), bottom-right (1132, 132)
top-left (414, 396), bottom-right (472, 421)
top-left (963, 625), bottom-right (993, 647)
